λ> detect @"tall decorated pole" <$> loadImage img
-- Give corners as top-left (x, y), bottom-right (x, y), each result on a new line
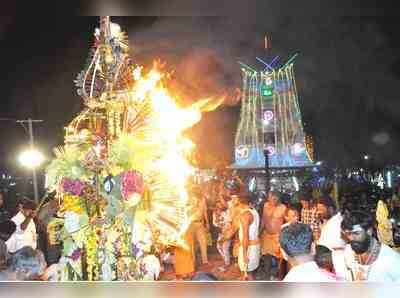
top-left (46, 16), bottom-right (217, 281)
top-left (99, 16), bottom-right (114, 91)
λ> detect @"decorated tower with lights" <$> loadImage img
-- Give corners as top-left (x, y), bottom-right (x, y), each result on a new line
top-left (231, 48), bottom-right (315, 194)
top-left (233, 53), bottom-right (314, 170)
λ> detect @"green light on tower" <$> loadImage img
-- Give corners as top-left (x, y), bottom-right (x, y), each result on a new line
top-left (261, 85), bottom-right (273, 97)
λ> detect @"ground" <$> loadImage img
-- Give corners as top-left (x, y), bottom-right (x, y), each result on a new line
top-left (159, 246), bottom-right (278, 281)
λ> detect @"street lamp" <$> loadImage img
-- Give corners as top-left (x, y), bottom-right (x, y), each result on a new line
top-left (0, 118), bottom-right (43, 204)
top-left (18, 149), bottom-right (45, 169)
top-left (18, 148), bottom-right (45, 205)
top-left (263, 148), bottom-right (271, 193)
top-left (364, 155), bottom-right (370, 160)
top-left (16, 118), bottom-right (44, 204)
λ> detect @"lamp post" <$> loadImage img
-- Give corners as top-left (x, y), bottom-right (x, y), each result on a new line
top-left (16, 118), bottom-right (44, 204)
top-left (263, 148), bottom-right (270, 193)
top-left (0, 118), bottom-right (44, 204)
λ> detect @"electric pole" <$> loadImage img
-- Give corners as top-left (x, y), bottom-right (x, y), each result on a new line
top-left (264, 148), bottom-right (271, 193)
top-left (16, 118), bottom-right (43, 204)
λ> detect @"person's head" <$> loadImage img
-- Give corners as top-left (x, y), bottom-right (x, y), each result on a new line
top-left (267, 191), bottom-right (280, 206)
top-left (237, 192), bottom-right (251, 207)
top-left (390, 207), bottom-right (400, 246)
top-left (316, 199), bottom-right (329, 220)
top-left (285, 202), bottom-right (301, 224)
top-left (0, 192), bottom-right (4, 208)
top-left (228, 194), bottom-right (240, 208)
top-left (215, 200), bottom-right (226, 212)
top-left (315, 245), bottom-right (334, 273)
top-left (19, 199), bottom-right (37, 218)
top-left (226, 178), bottom-right (243, 197)
top-left (341, 210), bottom-right (375, 254)
top-left (339, 198), bottom-right (354, 216)
top-left (191, 271), bottom-right (218, 281)
top-left (279, 223), bottom-right (314, 260)
top-left (9, 247), bottom-right (47, 280)
top-left (299, 194), bottom-right (311, 209)
top-left (0, 220), bottom-right (16, 241)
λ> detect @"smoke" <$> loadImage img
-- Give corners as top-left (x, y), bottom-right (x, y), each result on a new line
top-left (120, 12), bottom-right (400, 166)
top-left (372, 132), bottom-right (390, 146)
top-left (2, 3), bottom-right (400, 168)
top-left (127, 16), bottom-right (276, 106)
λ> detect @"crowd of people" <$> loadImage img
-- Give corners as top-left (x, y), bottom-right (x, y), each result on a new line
top-left (1, 174), bottom-right (400, 282)
top-left (203, 177), bottom-right (400, 281)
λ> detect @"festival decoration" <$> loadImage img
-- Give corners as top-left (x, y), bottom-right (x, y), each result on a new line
top-left (46, 16), bottom-right (222, 281)
top-left (263, 110), bottom-right (274, 123)
top-left (232, 53), bottom-right (314, 168)
top-left (376, 200), bottom-right (394, 246)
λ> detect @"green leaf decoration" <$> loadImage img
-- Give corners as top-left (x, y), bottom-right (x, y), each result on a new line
top-left (63, 237), bottom-right (74, 256)
top-left (46, 145), bottom-right (91, 187)
top-left (79, 213), bottom-right (89, 227)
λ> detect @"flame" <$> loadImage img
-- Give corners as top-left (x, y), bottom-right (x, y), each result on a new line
top-left (130, 63), bottom-right (221, 247)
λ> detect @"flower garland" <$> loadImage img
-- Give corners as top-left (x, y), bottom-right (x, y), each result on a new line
top-left (86, 227), bottom-right (100, 281)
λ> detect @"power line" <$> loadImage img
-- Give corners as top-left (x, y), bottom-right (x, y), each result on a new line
top-left (1, 118), bottom-right (44, 204)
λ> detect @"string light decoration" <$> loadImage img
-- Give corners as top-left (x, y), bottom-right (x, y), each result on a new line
top-left (233, 54), bottom-right (314, 169)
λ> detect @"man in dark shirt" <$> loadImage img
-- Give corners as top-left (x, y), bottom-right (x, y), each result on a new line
top-left (0, 220), bottom-right (17, 271)
top-left (0, 192), bottom-right (10, 223)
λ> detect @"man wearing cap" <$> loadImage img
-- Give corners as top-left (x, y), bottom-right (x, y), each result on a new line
top-left (6, 199), bottom-right (38, 253)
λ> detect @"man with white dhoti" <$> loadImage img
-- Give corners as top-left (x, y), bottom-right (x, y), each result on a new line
top-left (318, 199), bottom-right (353, 280)
top-left (220, 192), bottom-right (260, 280)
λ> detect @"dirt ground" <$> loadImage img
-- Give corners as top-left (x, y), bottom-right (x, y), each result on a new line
top-left (159, 246), bottom-right (278, 281)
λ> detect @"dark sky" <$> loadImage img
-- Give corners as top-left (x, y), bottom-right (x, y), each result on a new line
top-left (1, 2), bottom-right (400, 173)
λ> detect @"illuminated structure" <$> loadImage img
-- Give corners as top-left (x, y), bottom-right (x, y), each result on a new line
top-left (233, 53), bottom-right (314, 169)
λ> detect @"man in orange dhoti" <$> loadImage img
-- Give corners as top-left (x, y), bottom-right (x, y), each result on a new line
top-left (261, 191), bottom-right (287, 279)
top-left (174, 223), bottom-right (195, 279)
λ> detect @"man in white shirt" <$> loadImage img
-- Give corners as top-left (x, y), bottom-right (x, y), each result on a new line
top-left (318, 211), bottom-right (347, 278)
top-left (341, 210), bottom-right (400, 282)
top-left (317, 198), bottom-right (356, 280)
top-left (279, 223), bottom-right (336, 282)
top-left (6, 200), bottom-right (38, 253)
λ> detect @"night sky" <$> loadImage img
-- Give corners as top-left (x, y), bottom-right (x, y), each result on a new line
top-left (1, 2), bottom-right (400, 175)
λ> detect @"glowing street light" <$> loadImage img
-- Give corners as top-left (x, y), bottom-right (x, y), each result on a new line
top-left (18, 149), bottom-right (45, 169)
top-left (364, 155), bottom-right (370, 160)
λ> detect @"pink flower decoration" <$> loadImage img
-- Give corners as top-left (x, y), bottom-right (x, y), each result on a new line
top-left (70, 248), bottom-right (81, 261)
top-left (120, 170), bottom-right (144, 200)
top-left (61, 178), bottom-right (86, 196)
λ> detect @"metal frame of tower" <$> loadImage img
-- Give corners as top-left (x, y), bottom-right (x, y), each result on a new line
top-left (231, 53), bottom-right (314, 194)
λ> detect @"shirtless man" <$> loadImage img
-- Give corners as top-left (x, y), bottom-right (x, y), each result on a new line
top-left (219, 193), bottom-right (260, 280)
top-left (261, 191), bottom-right (287, 280)
top-left (190, 189), bottom-right (210, 266)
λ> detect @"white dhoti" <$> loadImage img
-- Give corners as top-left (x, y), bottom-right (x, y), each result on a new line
top-left (238, 243), bottom-right (261, 272)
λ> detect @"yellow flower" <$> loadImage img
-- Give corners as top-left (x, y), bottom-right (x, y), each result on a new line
top-left (62, 195), bottom-right (84, 214)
